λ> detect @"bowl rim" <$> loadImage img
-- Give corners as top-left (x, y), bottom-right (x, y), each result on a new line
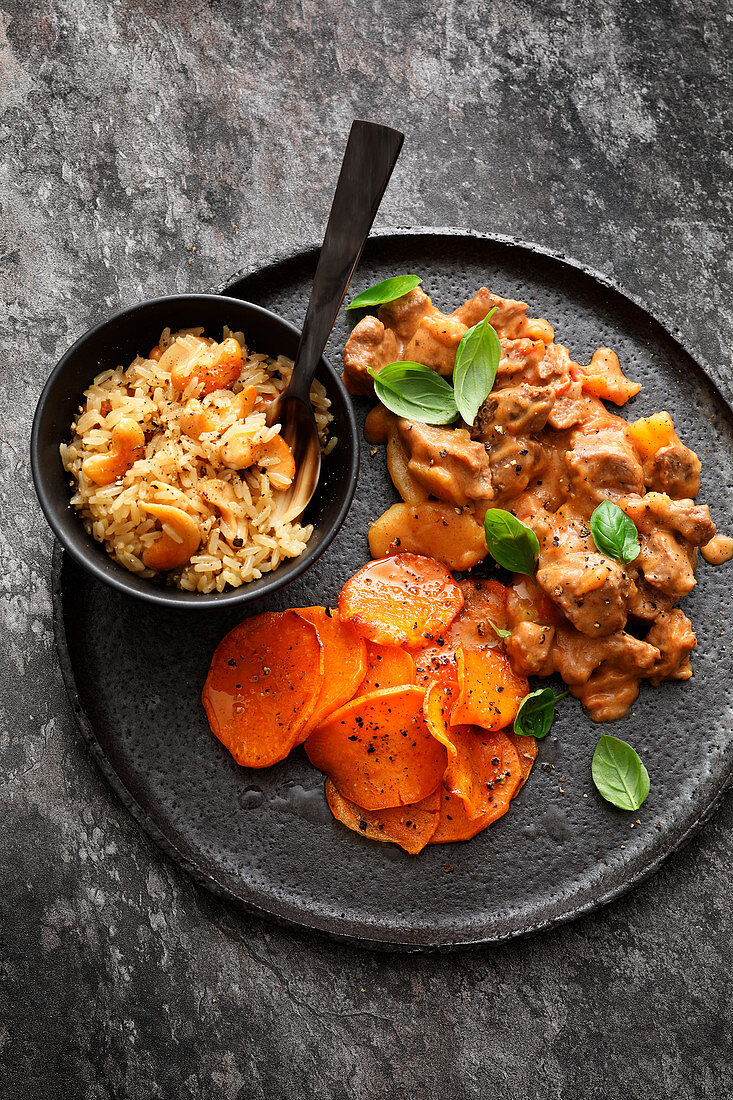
top-left (30, 292), bottom-right (360, 610)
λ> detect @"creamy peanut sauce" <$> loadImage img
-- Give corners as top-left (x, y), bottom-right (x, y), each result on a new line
top-left (346, 287), bottom-right (723, 722)
top-left (701, 534), bottom-right (733, 565)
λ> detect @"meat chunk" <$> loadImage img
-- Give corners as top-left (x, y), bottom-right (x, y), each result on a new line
top-left (634, 529), bottom-right (698, 602)
top-left (488, 437), bottom-right (546, 502)
top-left (504, 621), bottom-right (555, 675)
top-left (495, 339), bottom-right (549, 387)
top-left (378, 287), bottom-right (435, 341)
top-left (644, 443), bottom-right (702, 499)
top-left (342, 288), bottom-right (444, 393)
top-left (535, 511), bottom-right (635, 636)
top-left (537, 342), bottom-right (576, 388)
top-left (645, 609), bottom-right (697, 684)
top-left (473, 384), bottom-right (555, 438)
top-left (626, 574), bottom-right (673, 621)
top-left (620, 494), bottom-right (714, 605)
top-left (506, 620), bottom-right (658, 686)
top-left (565, 429), bottom-right (644, 506)
top-left (546, 380), bottom-right (592, 430)
top-left (551, 623), bottom-right (659, 722)
top-left (622, 492), bottom-right (715, 546)
top-left (397, 419), bottom-right (493, 506)
top-left (342, 315), bottom-right (402, 395)
top-left (402, 313), bottom-right (467, 376)
top-left (452, 288), bottom-right (555, 343)
top-left (537, 553), bottom-right (634, 637)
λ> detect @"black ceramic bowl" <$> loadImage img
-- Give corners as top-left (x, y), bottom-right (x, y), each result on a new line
top-left (31, 293), bottom-right (359, 608)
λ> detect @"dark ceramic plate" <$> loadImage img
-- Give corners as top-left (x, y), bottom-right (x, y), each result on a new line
top-left (53, 230), bottom-right (733, 950)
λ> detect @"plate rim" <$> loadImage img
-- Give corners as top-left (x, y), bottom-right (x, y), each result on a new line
top-left (52, 228), bottom-right (733, 952)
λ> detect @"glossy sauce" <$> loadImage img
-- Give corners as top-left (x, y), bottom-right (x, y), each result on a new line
top-left (701, 534), bottom-right (733, 565)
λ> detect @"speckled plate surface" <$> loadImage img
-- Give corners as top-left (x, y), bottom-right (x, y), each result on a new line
top-left (53, 230), bottom-right (733, 950)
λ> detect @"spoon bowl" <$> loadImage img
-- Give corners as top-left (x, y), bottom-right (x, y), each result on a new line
top-left (266, 393), bottom-right (322, 523)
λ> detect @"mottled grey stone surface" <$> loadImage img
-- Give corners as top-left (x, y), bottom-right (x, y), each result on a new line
top-left (1, 1), bottom-right (731, 1097)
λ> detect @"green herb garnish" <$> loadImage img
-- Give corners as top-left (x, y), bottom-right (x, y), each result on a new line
top-left (591, 734), bottom-right (650, 811)
top-left (486, 618), bottom-right (512, 640)
top-left (367, 362), bottom-right (458, 425)
top-left (483, 509), bottom-right (539, 575)
top-left (513, 687), bottom-right (568, 739)
top-left (590, 500), bottom-right (640, 564)
top-left (346, 275), bottom-right (422, 310)
top-left (452, 311), bottom-right (501, 426)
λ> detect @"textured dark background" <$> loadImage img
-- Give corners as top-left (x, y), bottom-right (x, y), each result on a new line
top-left (2, 1), bottom-right (731, 1097)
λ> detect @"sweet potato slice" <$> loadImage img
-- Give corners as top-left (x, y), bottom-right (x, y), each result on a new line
top-left (448, 579), bottom-right (508, 647)
top-left (356, 641), bottom-right (416, 695)
top-left (450, 646), bottom-right (528, 731)
top-left (338, 553), bottom-right (464, 647)
top-left (325, 780), bottom-right (441, 855)
top-left (368, 501), bottom-right (487, 571)
top-left (304, 686), bottom-right (448, 810)
top-left (430, 785), bottom-right (517, 844)
top-left (412, 639), bottom-right (458, 688)
top-left (202, 611), bottom-right (322, 768)
top-left (294, 607), bottom-right (367, 740)
top-left (506, 731), bottom-right (538, 789)
top-left (413, 579), bottom-right (509, 686)
top-left (443, 727), bottom-right (522, 818)
top-left (422, 675), bottom-right (459, 758)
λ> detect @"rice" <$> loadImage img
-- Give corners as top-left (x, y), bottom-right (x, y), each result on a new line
top-left (61, 326), bottom-right (334, 592)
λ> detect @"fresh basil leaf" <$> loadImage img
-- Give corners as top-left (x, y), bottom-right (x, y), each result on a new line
top-left (453, 310), bottom-right (501, 426)
top-left (346, 275), bottom-right (422, 311)
top-left (368, 362), bottom-right (458, 425)
top-left (591, 734), bottom-right (650, 811)
top-left (487, 618), bottom-right (512, 640)
top-left (483, 508), bottom-right (539, 575)
top-left (513, 687), bottom-right (568, 739)
top-left (590, 499), bottom-right (640, 564)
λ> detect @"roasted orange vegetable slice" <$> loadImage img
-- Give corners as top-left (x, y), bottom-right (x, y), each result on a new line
top-left (506, 731), bottom-right (538, 789)
top-left (413, 578), bottom-right (509, 686)
top-left (443, 727), bottom-right (522, 818)
top-left (304, 686), bottom-right (448, 811)
top-left (294, 607), bottom-right (367, 740)
top-left (450, 646), bottom-right (528, 731)
top-left (447, 578), bottom-right (508, 648)
top-left (357, 641), bottom-right (416, 695)
top-left (412, 644), bottom-right (458, 688)
top-left (325, 780), bottom-right (441, 855)
top-left (430, 787), bottom-right (518, 845)
top-left (202, 611), bottom-right (323, 768)
top-left (338, 553), bottom-right (464, 647)
top-left (422, 674), bottom-right (459, 758)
